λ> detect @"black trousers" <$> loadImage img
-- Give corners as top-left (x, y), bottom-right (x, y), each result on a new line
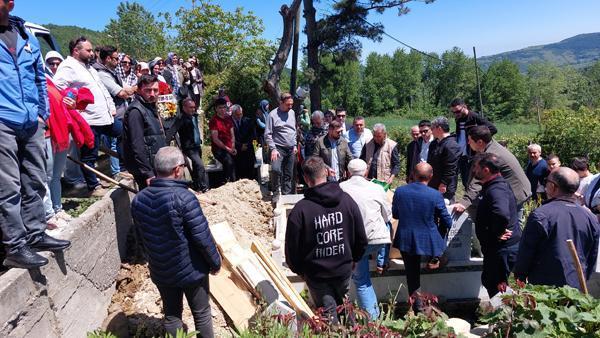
top-left (234, 146), bottom-right (256, 180)
top-left (157, 277), bottom-right (214, 338)
top-left (212, 148), bottom-right (236, 183)
top-left (458, 155), bottom-right (471, 189)
top-left (481, 243), bottom-right (519, 298)
top-left (184, 148), bottom-right (208, 191)
top-left (401, 251), bottom-right (422, 296)
top-left (305, 276), bottom-right (350, 325)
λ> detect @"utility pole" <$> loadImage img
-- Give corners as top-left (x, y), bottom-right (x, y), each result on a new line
top-left (290, 6), bottom-right (301, 96)
top-left (473, 46), bottom-right (484, 116)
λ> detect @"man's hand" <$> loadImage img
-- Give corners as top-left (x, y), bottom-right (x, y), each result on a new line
top-left (228, 147), bottom-right (237, 156)
top-left (62, 96), bottom-right (76, 109)
top-left (451, 203), bottom-right (466, 213)
top-left (111, 110), bottom-right (117, 116)
top-left (439, 183), bottom-right (447, 193)
top-left (146, 176), bottom-right (155, 186)
top-left (326, 167), bottom-right (336, 177)
top-left (271, 149), bottom-right (280, 162)
top-left (293, 147), bottom-right (298, 155)
top-left (386, 175), bottom-right (395, 185)
top-left (499, 229), bottom-right (513, 241)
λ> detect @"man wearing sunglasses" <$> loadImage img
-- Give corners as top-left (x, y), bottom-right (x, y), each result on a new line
top-left (450, 98), bottom-right (497, 188)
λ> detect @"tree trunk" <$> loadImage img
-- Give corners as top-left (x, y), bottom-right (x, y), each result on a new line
top-left (290, 7), bottom-right (301, 95)
top-left (264, 0), bottom-right (302, 104)
top-left (304, 0), bottom-right (321, 112)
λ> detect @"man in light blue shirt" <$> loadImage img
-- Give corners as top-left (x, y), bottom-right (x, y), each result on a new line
top-left (347, 116), bottom-right (373, 158)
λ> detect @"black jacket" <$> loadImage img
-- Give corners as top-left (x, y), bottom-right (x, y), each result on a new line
top-left (427, 135), bottom-right (460, 200)
top-left (233, 116), bottom-right (256, 150)
top-left (405, 138), bottom-right (421, 182)
top-left (123, 95), bottom-right (167, 179)
top-left (475, 175), bottom-right (522, 251)
top-left (514, 197), bottom-right (600, 290)
top-left (177, 113), bottom-right (202, 151)
top-left (455, 111), bottom-right (497, 157)
top-left (131, 179), bottom-right (221, 287)
top-left (285, 182), bottom-right (368, 281)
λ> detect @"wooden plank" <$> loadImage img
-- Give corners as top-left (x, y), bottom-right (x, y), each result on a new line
top-left (251, 241), bottom-right (314, 317)
top-left (209, 264), bottom-right (256, 332)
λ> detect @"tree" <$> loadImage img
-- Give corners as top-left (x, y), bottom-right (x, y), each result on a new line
top-left (391, 49), bottom-right (423, 110)
top-left (362, 52), bottom-right (396, 116)
top-left (164, 0), bottom-right (275, 110)
top-left (104, 2), bottom-right (167, 60)
top-left (481, 59), bottom-right (527, 120)
top-left (434, 47), bottom-right (477, 109)
top-left (526, 62), bottom-right (568, 124)
top-left (318, 54), bottom-right (363, 114)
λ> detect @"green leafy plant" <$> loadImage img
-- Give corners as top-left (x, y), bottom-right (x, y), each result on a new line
top-left (87, 330), bottom-right (117, 338)
top-left (479, 280), bottom-right (600, 337)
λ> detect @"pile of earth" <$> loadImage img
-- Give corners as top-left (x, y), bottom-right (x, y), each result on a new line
top-left (103, 179), bottom-right (274, 337)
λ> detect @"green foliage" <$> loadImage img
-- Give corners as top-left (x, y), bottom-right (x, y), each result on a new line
top-left (434, 47), bottom-right (478, 108)
top-left (87, 330), bottom-right (117, 338)
top-left (163, 0), bottom-right (274, 112)
top-left (527, 62), bottom-right (569, 114)
top-left (319, 54), bottom-right (363, 115)
top-left (362, 52), bottom-right (397, 116)
top-left (536, 108), bottom-right (600, 168)
top-left (496, 134), bottom-right (535, 167)
top-left (44, 24), bottom-right (112, 56)
top-left (480, 281), bottom-right (600, 337)
top-left (104, 2), bottom-right (167, 61)
top-left (482, 59), bottom-right (527, 120)
top-left (240, 295), bottom-right (456, 338)
top-left (391, 49), bottom-right (424, 109)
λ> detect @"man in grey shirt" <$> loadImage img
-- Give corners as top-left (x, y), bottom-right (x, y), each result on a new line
top-left (265, 93), bottom-right (297, 203)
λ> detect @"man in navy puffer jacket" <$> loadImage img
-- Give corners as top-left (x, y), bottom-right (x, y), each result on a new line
top-left (131, 146), bottom-right (221, 338)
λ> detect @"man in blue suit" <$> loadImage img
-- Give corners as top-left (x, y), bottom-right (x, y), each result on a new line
top-left (392, 162), bottom-right (452, 309)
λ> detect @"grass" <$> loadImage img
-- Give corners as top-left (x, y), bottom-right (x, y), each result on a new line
top-left (364, 116), bottom-right (539, 137)
top-left (62, 197), bottom-right (100, 218)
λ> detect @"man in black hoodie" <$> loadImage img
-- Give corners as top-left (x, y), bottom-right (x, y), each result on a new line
top-left (285, 156), bottom-right (368, 324)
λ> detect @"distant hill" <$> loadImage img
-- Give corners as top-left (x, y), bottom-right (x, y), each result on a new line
top-left (44, 24), bottom-right (112, 57)
top-left (479, 33), bottom-right (600, 72)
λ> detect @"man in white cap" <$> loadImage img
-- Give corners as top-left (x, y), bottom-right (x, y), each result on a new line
top-left (339, 158), bottom-right (392, 320)
top-left (138, 62), bottom-right (150, 76)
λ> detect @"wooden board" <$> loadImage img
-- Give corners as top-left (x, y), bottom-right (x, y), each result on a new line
top-left (209, 264), bottom-right (256, 331)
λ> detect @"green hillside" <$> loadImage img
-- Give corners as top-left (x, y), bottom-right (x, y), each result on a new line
top-left (43, 24), bottom-right (112, 57)
top-left (479, 32), bottom-right (600, 71)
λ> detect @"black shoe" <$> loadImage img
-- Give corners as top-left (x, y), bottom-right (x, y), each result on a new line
top-left (3, 246), bottom-right (49, 269)
top-left (31, 234), bottom-right (71, 252)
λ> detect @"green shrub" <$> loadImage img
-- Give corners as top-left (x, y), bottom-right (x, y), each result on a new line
top-left (480, 281), bottom-right (600, 337)
top-left (537, 107), bottom-right (600, 168)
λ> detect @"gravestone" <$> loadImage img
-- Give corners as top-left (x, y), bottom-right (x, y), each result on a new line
top-left (444, 209), bottom-right (473, 262)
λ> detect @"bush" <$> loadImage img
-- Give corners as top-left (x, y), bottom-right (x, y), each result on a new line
top-left (480, 281), bottom-right (600, 337)
top-left (537, 107), bottom-right (600, 169)
top-left (496, 134), bottom-right (536, 167)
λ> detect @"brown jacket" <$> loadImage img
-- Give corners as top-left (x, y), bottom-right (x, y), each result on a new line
top-left (312, 135), bottom-right (353, 180)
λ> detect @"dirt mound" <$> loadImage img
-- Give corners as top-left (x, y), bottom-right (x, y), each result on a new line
top-left (202, 179), bottom-right (274, 248)
top-left (105, 179), bottom-right (273, 336)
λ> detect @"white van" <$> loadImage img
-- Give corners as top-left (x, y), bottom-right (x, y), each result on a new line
top-left (24, 22), bottom-right (61, 56)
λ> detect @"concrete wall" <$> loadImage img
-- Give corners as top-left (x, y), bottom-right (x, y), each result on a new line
top-left (0, 188), bottom-right (134, 338)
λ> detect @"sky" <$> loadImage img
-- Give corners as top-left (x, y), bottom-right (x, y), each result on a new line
top-left (12, 0), bottom-right (600, 59)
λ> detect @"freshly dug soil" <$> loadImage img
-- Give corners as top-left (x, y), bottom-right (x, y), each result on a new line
top-left (105, 179), bottom-right (274, 337)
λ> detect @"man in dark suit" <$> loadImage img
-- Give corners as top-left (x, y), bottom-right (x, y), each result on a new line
top-left (231, 104), bottom-right (256, 180)
top-left (312, 120), bottom-right (353, 182)
top-left (392, 162), bottom-right (452, 310)
top-left (514, 167), bottom-right (600, 291)
top-left (405, 125), bottom-right (421, 183)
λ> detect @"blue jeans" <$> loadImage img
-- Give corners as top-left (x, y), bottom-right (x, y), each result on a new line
top-left (353, 244), bottom-right (384, 319)
top-left (50, 148), bottom-right (68, 212)
top-left (80, 120), bottom-right (122, 189)
top-left (43, 137), bottom-right (55, 220)
top-left (64, 139), bottom-right (85, 185)
top-left (377, 222), bottom-right (392, 268)
top-left (102, 134), bottom-right (120, 176)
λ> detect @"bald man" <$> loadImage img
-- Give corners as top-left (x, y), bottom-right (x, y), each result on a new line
top-left (514, 167), bottom-right (600, 291)
top-left (391, 162), bottom-right (452, 311)
top-left (405, 125), bottom-right (423, 183)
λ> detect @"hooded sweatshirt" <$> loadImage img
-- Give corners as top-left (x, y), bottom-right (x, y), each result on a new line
top-left (285, 181), bottom-right (368, 281)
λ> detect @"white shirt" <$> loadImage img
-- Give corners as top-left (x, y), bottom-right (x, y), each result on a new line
top-left (339, 175), bottom-right (392, 244)
top-left (419, 136), bottom-right (433, 162)
top-left (54, 56), bottom-right (115, 126)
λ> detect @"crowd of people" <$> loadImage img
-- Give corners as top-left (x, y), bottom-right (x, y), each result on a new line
top-left (2, 2), bottom-right (600, 336)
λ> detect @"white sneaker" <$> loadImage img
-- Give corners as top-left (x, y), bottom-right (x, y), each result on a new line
top-left (55, 210), bottom-right (73, 221)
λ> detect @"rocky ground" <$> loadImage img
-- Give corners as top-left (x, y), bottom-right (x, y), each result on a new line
top-left (104, 179), bottom-right (274, 337)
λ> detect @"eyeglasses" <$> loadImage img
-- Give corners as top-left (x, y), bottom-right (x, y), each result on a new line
top-left (48, 62), bottom-right (61, 66)
top-left (420, 129), bottom-right (430, 134)
top-left (337, 114), bottom-right (346, 118)
top-left (121, 61), bottom-right (131, 65)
